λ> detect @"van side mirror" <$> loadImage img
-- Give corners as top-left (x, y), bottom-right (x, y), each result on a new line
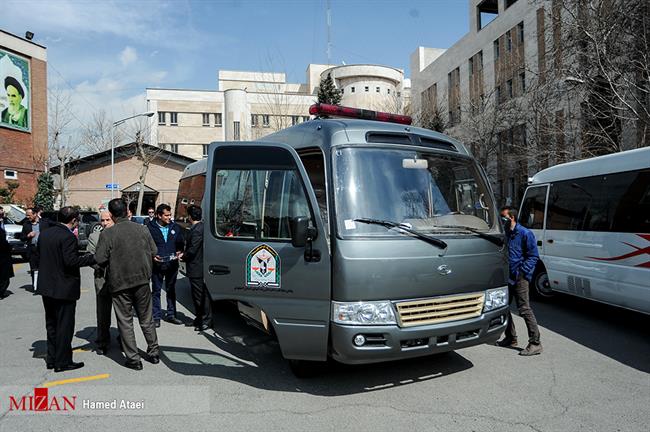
top-left (290, 216), bottom-right (310, 247)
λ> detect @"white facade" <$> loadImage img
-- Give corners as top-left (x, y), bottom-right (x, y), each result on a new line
top-left (147, 63), bottom-right (411, 160)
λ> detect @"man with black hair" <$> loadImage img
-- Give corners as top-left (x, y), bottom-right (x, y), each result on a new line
top-left (36, 206), bottom-right (95, 372)
top-left (128, 201), bottom-right (138, 220)
top-left (21, 206), bottom-right (50, 289)
top-left (95, 199), bottom-right (159, 370)
top-left (183, 205), bottom-right (211, 331)
top-left (496, 205), bottom-right (543, 356)
top-left (148, 203), bottom-right (184, 327)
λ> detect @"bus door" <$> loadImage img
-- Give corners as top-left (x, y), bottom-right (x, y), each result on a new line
top-left (204, 142), bottom-right (332, 362)
top-left (519, 184), bottom-right (549, 253)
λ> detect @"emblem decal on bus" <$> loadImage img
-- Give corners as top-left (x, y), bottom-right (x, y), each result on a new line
top-left (437, 264), bottom-right (452, 275)
top-left (246, 244), bottom-right (281, 288)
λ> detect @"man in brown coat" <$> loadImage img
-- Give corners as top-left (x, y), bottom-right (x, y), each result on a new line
top-left (95, 199), bottom-right (159, 370)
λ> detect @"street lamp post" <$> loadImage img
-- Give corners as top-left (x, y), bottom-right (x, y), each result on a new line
top-left (110, 111), bottom-right (155, 199)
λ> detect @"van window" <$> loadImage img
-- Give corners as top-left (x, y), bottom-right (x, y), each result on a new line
top-left (519, 186), bottom-right (546, 229)
top-left (299, 149), bottom-right (328, 229)
top-left (334, 148), bottom-right (495, 237)
top-left (214, 169), bottom-right (312, 240)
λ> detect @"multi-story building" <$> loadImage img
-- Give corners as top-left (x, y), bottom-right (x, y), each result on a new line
top-left (146, 63), bottom-right (410, 160)
top-left (0, 30), bottom-right (48, 205)
top-left (411, 0), bottom-right (648, 206)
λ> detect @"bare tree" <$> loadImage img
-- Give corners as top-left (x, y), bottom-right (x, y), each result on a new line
top-left (48, 88), bottom-right (84, 207)
top-left (79, 109), bottom-right (123, 155)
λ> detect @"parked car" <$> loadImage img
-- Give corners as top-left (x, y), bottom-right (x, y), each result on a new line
top-left (41, 210), bottom-right (101, 250)
top-left (1, 204), bottom-right (28, 260)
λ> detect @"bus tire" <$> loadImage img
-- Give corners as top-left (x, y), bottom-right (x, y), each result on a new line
top-left (532, 266), bottom-right (554, 298)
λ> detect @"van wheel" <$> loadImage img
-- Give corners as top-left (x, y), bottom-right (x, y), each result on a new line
top-left (288, 360), bottom-right (324, 378)
top-left (532, 268), bottom-right (554, 298)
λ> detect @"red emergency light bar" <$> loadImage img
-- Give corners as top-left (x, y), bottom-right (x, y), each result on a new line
top-left (309, 103), bottom-right (412, 125)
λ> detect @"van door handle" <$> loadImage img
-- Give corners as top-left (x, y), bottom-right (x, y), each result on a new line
top-left (547, 239), bottom-right (554, 244)
top-left (209, 265), bottom-right (230, 275)
top-left (537, 241), bottom-right (542, 246)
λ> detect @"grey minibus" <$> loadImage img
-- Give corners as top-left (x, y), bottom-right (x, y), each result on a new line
top-left (177, 104), bottom-right (509, 374)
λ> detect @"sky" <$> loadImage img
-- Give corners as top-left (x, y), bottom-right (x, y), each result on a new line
top-left (2, 0), bottom-right (469, 144)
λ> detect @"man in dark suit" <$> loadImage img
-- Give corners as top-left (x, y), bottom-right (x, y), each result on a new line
top-left (36, 207), bottom-right (95, 372)
top-left (21, 206), bottom-right (51, 289)
top-left (148, 203), bottom-right (184, 327)
top-left (0, 224), bottom-right (14, 299)
top-left (182, 205), bottom-right (211, 331)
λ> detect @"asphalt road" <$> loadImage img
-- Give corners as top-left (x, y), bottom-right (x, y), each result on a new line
top-left (0, 261), bottom-right (648, 431)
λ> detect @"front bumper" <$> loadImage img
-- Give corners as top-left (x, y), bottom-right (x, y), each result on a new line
top-left (330, 306), bottom-right (508, 364)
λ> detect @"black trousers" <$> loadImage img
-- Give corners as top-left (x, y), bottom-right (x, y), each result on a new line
top-left (189, 277), bottom-right (212, 325)
top-left (505, 274), bottom-right (541, 344)
top-left (96, 287), bottom-right (112, 347)
top-left (112, 284), bottom-right (159, 363)
top-left (42, 296), bottom-right (76, 368)
top-left (0, 278), bottom-right (9, 297)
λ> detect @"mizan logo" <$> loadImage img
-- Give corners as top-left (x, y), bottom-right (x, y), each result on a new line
top-left (246, 244), bottom-right (281, 288)
top-left (8, 387), bottom-right (76, 412)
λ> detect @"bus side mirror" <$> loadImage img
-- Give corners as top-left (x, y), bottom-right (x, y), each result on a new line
top-left (291, 216), bottom-right (310, 248)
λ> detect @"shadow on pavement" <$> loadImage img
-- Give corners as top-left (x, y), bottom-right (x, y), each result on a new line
top-left (531, 293), bottom-right (650, 373)
top-left (162, 288), bottom-right (474, 395)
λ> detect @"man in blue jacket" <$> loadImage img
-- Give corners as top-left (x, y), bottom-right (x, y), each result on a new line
top-left (148, 204), bottom-right (184, 327)
top-left (496, 206), bottom-right (543, 356)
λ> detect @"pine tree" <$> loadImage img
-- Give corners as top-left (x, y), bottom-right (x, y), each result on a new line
top-left (33, 172), bottom-right (55, 211)
top-left (317, 73), bottom-right (342, 106)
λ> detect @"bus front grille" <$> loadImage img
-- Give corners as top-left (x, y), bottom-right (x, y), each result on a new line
top-left (395, 293), bottom-right (485, 327)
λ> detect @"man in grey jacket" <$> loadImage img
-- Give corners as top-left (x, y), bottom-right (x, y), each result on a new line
top-left (86, 210), bottom-right (114, 355)
top-left (95, 199), bottom-right (159, 370)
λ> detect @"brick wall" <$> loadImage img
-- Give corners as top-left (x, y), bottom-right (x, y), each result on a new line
top-left (0, 54), bottom-right (48, 206)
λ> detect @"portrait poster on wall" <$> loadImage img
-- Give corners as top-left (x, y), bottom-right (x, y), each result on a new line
top-left (0, 49), bottom-right (31, 132)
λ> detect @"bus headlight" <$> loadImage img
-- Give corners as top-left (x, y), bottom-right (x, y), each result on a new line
top-left (484, 287), bottom-right (508, 312)
top-left (332, 301), bottom-right (397, 325)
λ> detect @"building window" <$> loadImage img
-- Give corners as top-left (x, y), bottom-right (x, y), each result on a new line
top-left (387, 88), bottom-right (391, 95)
top-left (494, 39), bottom-right (500, 60)
top-left (506, 0), bottom-right (519, 8)
top-left (496, 85), bottom-right (502, 104)
top-left (518, 21), bottom-right (524, 43)
top-left (158, 112), bottom-right (166, 125)
top-left (376, 86), bottom-right (380, 93)
top-left (233, 121), bottom-right (240, 141)
top-left (202, 113), bottom-right (210, 127)
top-left (507, 79), bottom-right (513, 98)
top-left (202, 144), bottom-right (209, 158)
top-left (251, 114), bottom-right (259, 127)
top-left (364, 86), bottom-right (369, 92)
top-left (341, 88), bottom-right (344, 94)
top-left (170, 112), bottom-right (178, 126)
top-left (397, 92), bottom-right (401, 97)
top-left (291, 115), bottom-right (299, 126)
top-left (519, 71), bottom-right (526, 93)
top-left (506, 30), bottom-right (512, 52)
top-left (302, 116), bottom-right (310, 122)
top-left (477, 0), bottom-right (498, 31)
top-left (469, 58), bottom-right (474, 77)
top-left (351, 86), bottom-right (355, 93)
top-left (4, 170), bottom-right (17, 180)
top-left (262, 114), bottom-right (270, 127)
top-left (214, 113), bottom-right (222, 126)
top-left (167, 144), bottom-right (178, 153)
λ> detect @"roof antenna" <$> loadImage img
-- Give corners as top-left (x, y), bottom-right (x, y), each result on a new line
top-left (326, 0), bottom-right (331, 64)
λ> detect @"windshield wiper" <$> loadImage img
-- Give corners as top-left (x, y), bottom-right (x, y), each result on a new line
top-left (354, 218), bottom-right (447, 249)
top-left (435, 225), bottom-right (504, 247)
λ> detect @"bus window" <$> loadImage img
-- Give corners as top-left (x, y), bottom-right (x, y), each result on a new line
top-left (519, 186), bottom-right (547, 229)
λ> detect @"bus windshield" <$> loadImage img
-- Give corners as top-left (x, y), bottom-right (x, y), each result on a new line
top-left (334, 147), bottom-right (496, 237)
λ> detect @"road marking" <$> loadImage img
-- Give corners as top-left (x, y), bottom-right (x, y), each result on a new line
top-left (42, 373), bottom-right (110, 388)
top-left (81, 289), bottom-right (90, 293)
top-left (73, 347), bottom-right (90, 353)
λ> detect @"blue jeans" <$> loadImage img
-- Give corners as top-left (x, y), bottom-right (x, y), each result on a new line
top-left (151, 264), bottom-right (178, 320)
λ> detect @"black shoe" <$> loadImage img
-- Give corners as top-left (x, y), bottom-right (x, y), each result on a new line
top-left (96, 345), bottom-right (109, 355)
top-left (54, 362), bottom-right (84, 373)
top-left (154, 320), bottom-right (161, 328)
top-left (496, 337), bottom-right (518, 348)
top-left (164, 316), bottom-right (183, 325)
top-left (148, 355), bottom-right (160, 364)
top-left (194, 323), bottom-right (210, 331)
top-left (124, 360), bottom-right (143, 370)
top-left (46, 363), bottom-right (54, 370)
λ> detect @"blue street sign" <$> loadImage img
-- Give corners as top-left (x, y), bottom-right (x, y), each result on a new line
top-left (105, 183), bottom-right (119, 190)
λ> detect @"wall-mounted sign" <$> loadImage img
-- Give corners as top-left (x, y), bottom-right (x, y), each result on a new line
top-left (0, 49), bottom-right (31, 133)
